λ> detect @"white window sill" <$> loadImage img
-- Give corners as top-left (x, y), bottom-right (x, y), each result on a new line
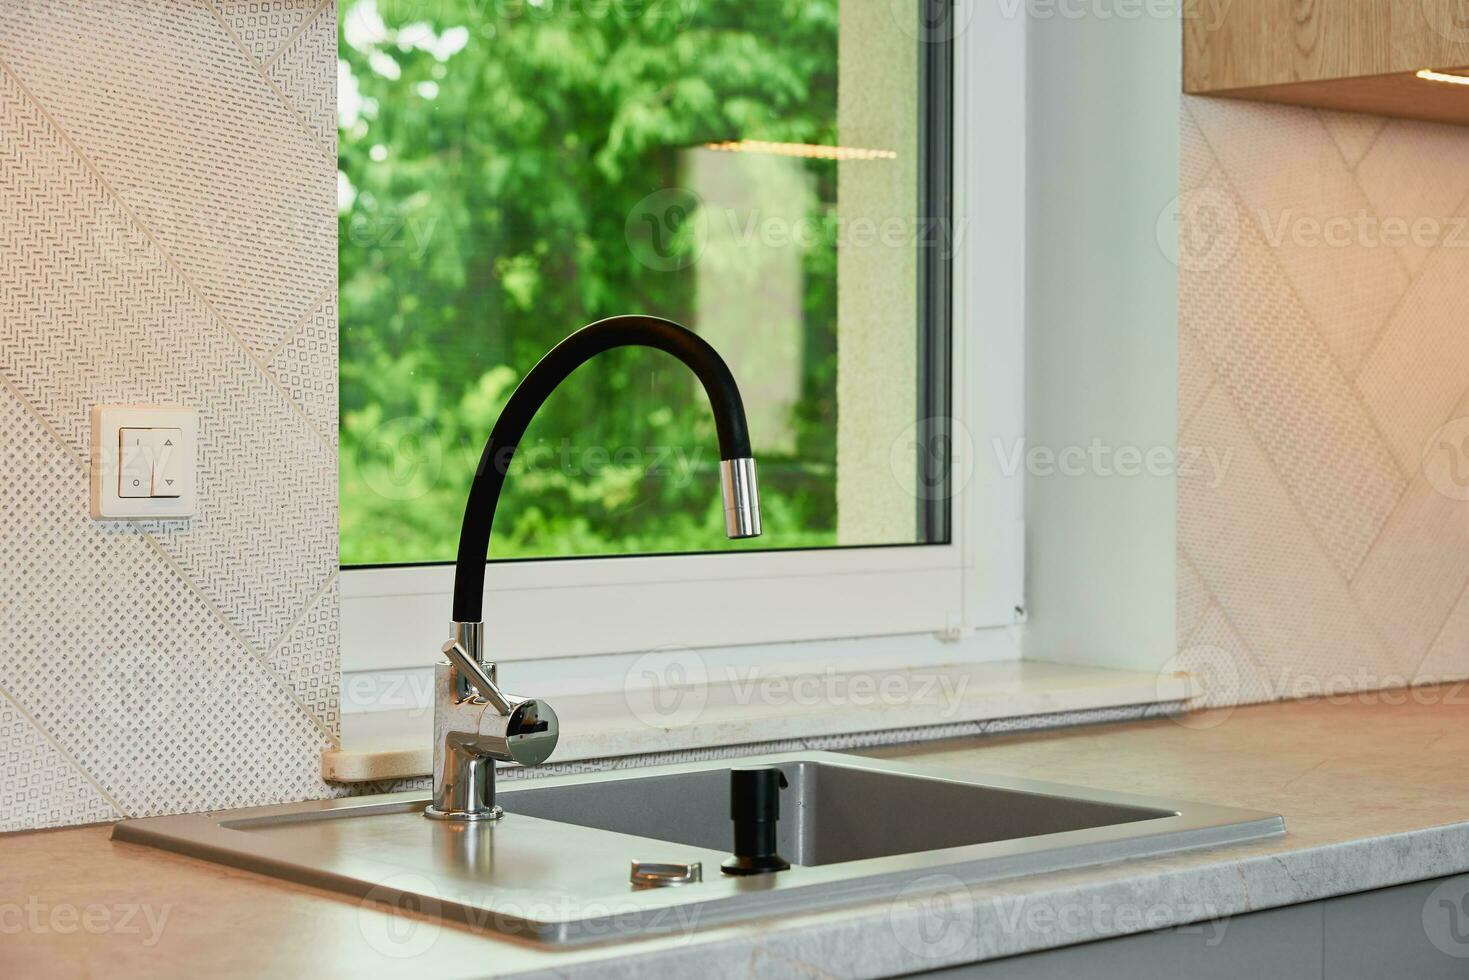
top-left (322, 660), bottom-right (1192, 782)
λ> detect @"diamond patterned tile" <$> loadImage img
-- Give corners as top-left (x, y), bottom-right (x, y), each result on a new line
top-left (0, 688), bottom-right (120, 833)
top-left (268, 289), bottom-right (338, 446)
top-left (1350, 475), bottom-right (1469, 674)
top-left (1180, 101), bottom-right (1215, 196)
top-left (1417, 584), bottom-right (1469, 684)
top-left (1177, 601), bottom-right (1275, 710)
top-left (269, 576), bottom-right (341, 738)
top-left (1188, 97), bottom-right (1410, 376)
top-left (0, 67), bottom-right (336, 659)
top-left (1176, 554), bottom-right (1211, 649)
top-left (1178, 385), bottom-right (1396, 693)
top-left (214, 0), bottom-right (320, 66)
top-left (0, 383), bottom-right (334, 827)
top-left (1352, 385), bottom-right (1469, 674)
top-left (1356, 117), bottom-right (1469, 277)
top-left (1177, 317), bottom-right (1212, 430)
top-left (1357, 209), bottom-right (1469, 475)
top-left (0, 0), bottom-right (336, 357)
top-left (1179, 169), bottom-right (1406, 580)
top-left (1317, 110), bottom-right (1387, 170)
top-left (268, 2), bottom-right (335, 156)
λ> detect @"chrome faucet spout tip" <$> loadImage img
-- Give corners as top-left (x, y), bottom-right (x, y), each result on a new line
top-left (720, 457), bottom-right (762, 539)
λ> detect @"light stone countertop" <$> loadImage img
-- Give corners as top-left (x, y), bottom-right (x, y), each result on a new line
top-left (3, 691), bottom-right (1468, 979)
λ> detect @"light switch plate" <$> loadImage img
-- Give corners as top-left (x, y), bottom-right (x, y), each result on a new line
top-left (90, 405), bottom-right (198, 520)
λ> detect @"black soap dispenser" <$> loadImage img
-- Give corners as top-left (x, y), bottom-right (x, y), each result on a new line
top-left (721, 766), bottom-right (792, 876)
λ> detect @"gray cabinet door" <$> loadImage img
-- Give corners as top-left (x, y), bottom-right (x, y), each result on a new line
top-left (919, 874), bottom-right (1469, 979)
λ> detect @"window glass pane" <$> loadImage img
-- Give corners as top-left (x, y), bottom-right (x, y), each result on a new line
top-left (338, 0), bottom-right (946, 565)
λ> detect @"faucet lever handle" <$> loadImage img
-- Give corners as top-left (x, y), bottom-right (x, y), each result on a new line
top-left (441, 639), bottom-right (514, 715)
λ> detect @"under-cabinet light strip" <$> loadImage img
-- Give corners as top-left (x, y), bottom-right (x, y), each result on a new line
top-left (1416, 68), bottom-right (1469, 87)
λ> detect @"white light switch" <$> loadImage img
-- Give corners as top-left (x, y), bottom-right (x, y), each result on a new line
top-left (91, 406), bottom-right (197, 520)
top-left (152, 428), bottom-right (184, 497)
top-left (118, 428), bottom-right (152, 498)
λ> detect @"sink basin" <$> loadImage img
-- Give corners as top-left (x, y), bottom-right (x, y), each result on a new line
top-left (501, 759), bottom-right (1178, 866)
top-left (112, 751), bottom-right (1283, 946)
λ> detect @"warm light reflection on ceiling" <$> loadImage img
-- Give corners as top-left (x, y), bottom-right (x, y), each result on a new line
top-left (703, 140), bottom-right (898, 161)
top-left (1416, 68), bottom-right (1469, 87)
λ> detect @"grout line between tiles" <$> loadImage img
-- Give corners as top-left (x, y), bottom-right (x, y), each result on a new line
top-left (1411, 573), bottom-right (1469, 682)
top-left (3, 364), bottom-right (337, 744)
top-left (206, 0), bottom-right (338, 171)
top-left (1354, 179), bottom-right (1469, 387)
top-left (0, 55), bottom-right (336, 457)
top-left (1178, 377), bottom-right (1216, 439)
top-left (1, 321), bottom-right (338, 746)
top-left (1176, 548), bottom-right (1277, 702)
top-left (264, 569), bottom-right (343, 747)
top-left (0, 681), bottom-right (127, 822)
top-left (1177, 322), bottom-right (1400, 679)
top-left (1179, 306), bottom-right (1383, 599)
top-left (1191, 101), bottom-right (1413, 483)
top-left (264, 279), bottom-right (336, 364)
top-left (139, 535), bottom-right (340, 744)
top-left (0, 108), bottom-right (337, 739)
top-left (0, 368), bottom-right (87, 472)
top-left (259, 0), bottom-right (333, 72)
top-left (1329, 115), bottom-right (1413, 284)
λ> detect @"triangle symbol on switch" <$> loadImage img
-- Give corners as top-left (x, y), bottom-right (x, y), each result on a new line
top-left (163, 439), bottom-right (174, 446)
top-left (165, 479), bottom-right (175, 486)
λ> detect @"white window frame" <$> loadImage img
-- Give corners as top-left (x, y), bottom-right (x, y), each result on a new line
top-left (341, 3), bottom-right (1026, 674)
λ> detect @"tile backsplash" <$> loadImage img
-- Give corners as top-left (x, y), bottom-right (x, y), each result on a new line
top-left (0, 1), bottom-right (338, 832)
top-left (1178, 96), bottom-right (1469, 708)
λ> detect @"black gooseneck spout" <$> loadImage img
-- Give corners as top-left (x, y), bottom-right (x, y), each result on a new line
top-left (450, 314), bottom-right (761, 631)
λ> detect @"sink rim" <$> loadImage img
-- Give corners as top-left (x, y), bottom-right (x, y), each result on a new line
top-left (112, 750), bottom-right (1285, 946)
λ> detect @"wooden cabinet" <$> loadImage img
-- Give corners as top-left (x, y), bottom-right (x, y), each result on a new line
top-left (1185, 0), bottom-right (1469, 125)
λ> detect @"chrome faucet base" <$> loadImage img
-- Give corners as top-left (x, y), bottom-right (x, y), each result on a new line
top-left (424, 804), bottom-right (503, 822)
top-left (427, 624), bottom-right (561, 822)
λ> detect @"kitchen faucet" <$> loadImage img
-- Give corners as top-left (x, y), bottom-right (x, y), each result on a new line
top-left (426, 314), bottom-right (762, 820)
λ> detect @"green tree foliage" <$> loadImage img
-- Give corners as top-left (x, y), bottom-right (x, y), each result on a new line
top-left (339, 0), bottom-right (841, 564)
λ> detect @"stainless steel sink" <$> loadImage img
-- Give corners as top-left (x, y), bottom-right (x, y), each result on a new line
top-left (112, 751), bottom-right (1284, 946)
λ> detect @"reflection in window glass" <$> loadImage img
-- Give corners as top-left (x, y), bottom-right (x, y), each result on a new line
top-left (338, 0), bottom-right (941, 565)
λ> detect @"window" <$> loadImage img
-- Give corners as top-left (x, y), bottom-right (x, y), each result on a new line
top-left (337, 0), bottom-right (1021, 670)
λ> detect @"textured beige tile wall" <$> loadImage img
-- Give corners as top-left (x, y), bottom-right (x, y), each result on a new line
top-left (0, 1), bottom-right (338, 832)
top-left (1177, 96), bottom-right (1469, 709)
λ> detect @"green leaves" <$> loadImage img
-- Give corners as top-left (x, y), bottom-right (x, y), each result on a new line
top-left (339, 0), bottom-right (842, 564)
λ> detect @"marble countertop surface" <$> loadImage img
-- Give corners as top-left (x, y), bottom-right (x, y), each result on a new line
top-left (4, 691), bottom-right (1468, 978)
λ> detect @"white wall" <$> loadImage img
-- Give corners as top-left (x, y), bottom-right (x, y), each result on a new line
top-left (1020, 8), bottom-right (1180, 672)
